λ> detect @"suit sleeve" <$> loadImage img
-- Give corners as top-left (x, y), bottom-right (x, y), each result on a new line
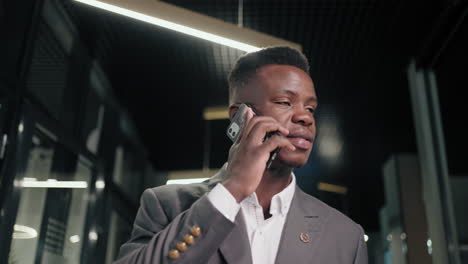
top-left (353, 225), bottom-right (368, 264)
top-left (114, 188), bottom-right (236, 264)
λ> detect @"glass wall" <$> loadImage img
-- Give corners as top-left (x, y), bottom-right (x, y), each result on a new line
top-left (406, 12), bottom-right (468, 262)
top-left (105, 211), bottom-right (132, 264)
top-left (431, 15), bottom-right (468, 263)
top-left (8, 127), bottom-right (93, 264)
top-left (8, 133), bottom-right (54, 263)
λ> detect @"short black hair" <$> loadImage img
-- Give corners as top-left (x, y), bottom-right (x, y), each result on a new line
top-left (228, 46), bottom-right (310, 103)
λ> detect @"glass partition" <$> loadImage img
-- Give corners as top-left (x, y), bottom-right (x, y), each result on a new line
top-left (105, 210), bottom-right (132, 264)
top-left (112, 146), bottom-right (143, 203)
top-left (8, 127), bottom-right (93, 264)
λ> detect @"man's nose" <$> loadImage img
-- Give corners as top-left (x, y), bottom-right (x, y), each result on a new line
top-left (291, 107), bottom-right (314, 126)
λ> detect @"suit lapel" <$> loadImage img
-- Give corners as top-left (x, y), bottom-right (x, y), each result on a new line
top-left (275, 186), bottom-right (327, 264)
top-left (219, 211), bottom-right (253, 264)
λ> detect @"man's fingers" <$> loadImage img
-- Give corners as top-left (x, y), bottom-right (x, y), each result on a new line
top-left (259, 134), bottom-right (296, 153)
top-left (246, 121), bottom-right (289, 145)
top-left (243, 115), bottom-right (281, 140)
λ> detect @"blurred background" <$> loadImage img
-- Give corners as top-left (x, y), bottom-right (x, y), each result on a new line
top-left (0, 0), bottom-right (467, 263)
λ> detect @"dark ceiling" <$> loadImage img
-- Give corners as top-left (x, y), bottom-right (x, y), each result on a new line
top-left (61, 0), bottom-right (445, 232)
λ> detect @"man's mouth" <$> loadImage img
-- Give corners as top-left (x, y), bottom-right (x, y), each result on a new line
top-left (287, 136), bottom-right (312, 150)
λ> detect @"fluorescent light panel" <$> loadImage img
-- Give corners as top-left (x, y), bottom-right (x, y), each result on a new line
top-left (20, 178), bottom-right (88, 189)
top-left (74, 0), bottom-right (260, 52)
top-left (167, 178), bottom-right (209, 185)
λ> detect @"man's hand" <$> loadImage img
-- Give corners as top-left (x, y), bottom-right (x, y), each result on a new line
top-left (222, 108), bottom-right (296, 202)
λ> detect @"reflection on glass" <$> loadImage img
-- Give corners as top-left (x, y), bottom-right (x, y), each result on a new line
top-left (9, 135), bottom-right (53, 264)
top-left (61, 157), bottom-right (92, 263)
top-left (9, 132), bottom-right (92, 264)
top-left (112, 146), bottom-right (142, 202)
top-left (105, 211), bottom-right (132, 264)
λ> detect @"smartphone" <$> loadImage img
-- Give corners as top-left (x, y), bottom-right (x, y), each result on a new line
top-left (226, 104), bottom-right (250, 142)
top-left (226, 103), bottom-right (281, 169)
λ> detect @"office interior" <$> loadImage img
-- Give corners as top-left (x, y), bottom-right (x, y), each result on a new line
top-left (0, 0), bottom-right (467, 263)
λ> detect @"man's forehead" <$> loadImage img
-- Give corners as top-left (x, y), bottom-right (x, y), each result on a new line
top-left (253, 65), bottom-right (314, 89)
top-left (230, 64), bottom-right (315, 103)
top-left (233, 80), bottom-right (317, 103)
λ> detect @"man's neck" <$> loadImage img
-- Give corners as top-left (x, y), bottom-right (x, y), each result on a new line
top-left (255, 166), bottom-right (293, 218)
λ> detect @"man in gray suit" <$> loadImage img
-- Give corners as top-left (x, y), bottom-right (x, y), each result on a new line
top-left (115, 46), bottom-right (368, 264)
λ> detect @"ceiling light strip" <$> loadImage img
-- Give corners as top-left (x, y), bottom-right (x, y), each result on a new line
top-left (19, 180), bottom-right (88, 189)
top-left (74, 0), bottom-right (261, 52)
top-left (166, 178), bottom-right (209, 185)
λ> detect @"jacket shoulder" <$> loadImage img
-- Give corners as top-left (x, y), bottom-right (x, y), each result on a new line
top-left (142, 181), bottom-right (215, 220)
top-left (298, 188), bottom-right (364, 236)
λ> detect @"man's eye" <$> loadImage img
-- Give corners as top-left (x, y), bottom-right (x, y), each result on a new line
top-left (307, 108), bottom-right (316, 114)
top-left (275, 102), bottom-right (291, 106)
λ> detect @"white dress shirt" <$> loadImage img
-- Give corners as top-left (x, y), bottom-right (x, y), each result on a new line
top-left (207, 174), bottom-right (296, 264)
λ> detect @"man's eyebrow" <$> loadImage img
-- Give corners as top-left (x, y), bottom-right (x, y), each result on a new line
top-left (278, 89), bottom-right (318, 103)
top-left (308, 97), bottom-right (318, 104)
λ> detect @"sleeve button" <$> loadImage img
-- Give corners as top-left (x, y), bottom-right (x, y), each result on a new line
top-left (191, 226), bottom-right (201, 237)
top-left (168, 249), bottom-right (180, 259)
top-left (184, 234), bottom-right (195, 245)
top-left (176, 242), bottom-right (187, 252)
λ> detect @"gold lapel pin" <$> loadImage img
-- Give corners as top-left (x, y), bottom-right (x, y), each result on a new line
top-left (300, 232), bottom-right (310, 243)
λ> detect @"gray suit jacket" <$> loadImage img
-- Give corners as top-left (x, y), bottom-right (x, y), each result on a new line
top-left (115, 166), bottom-right (368, 264)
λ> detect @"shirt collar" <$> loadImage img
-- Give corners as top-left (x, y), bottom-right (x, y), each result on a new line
top-left (269, 173), bottom-right (296, 216)
top-left (241, 173), bottom-right (296, 217)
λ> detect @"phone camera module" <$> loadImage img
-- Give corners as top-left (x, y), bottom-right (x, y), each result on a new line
top-left (228, 123), bottom-right (240, 138)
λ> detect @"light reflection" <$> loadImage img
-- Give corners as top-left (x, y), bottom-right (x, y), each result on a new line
top-left (319, 137), bottom-right (342, 159)
top-left (70, 235), bottom-right (80, 243)
top-left (317, 121), bottom-right (343, 162)
top-left (89, 231), bottom-right (98, 241)
top-left (13, 224), bottom-right (38, 239)
top-left (400, 232), bottom-right (407, 240)
top-left (95, 179), bottom-right (105, 189)
top-left (427, 239), bottom-right (433, 255)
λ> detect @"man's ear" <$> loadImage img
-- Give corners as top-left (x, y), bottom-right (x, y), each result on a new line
top-left (228, 105), bottom-right (239, 120)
